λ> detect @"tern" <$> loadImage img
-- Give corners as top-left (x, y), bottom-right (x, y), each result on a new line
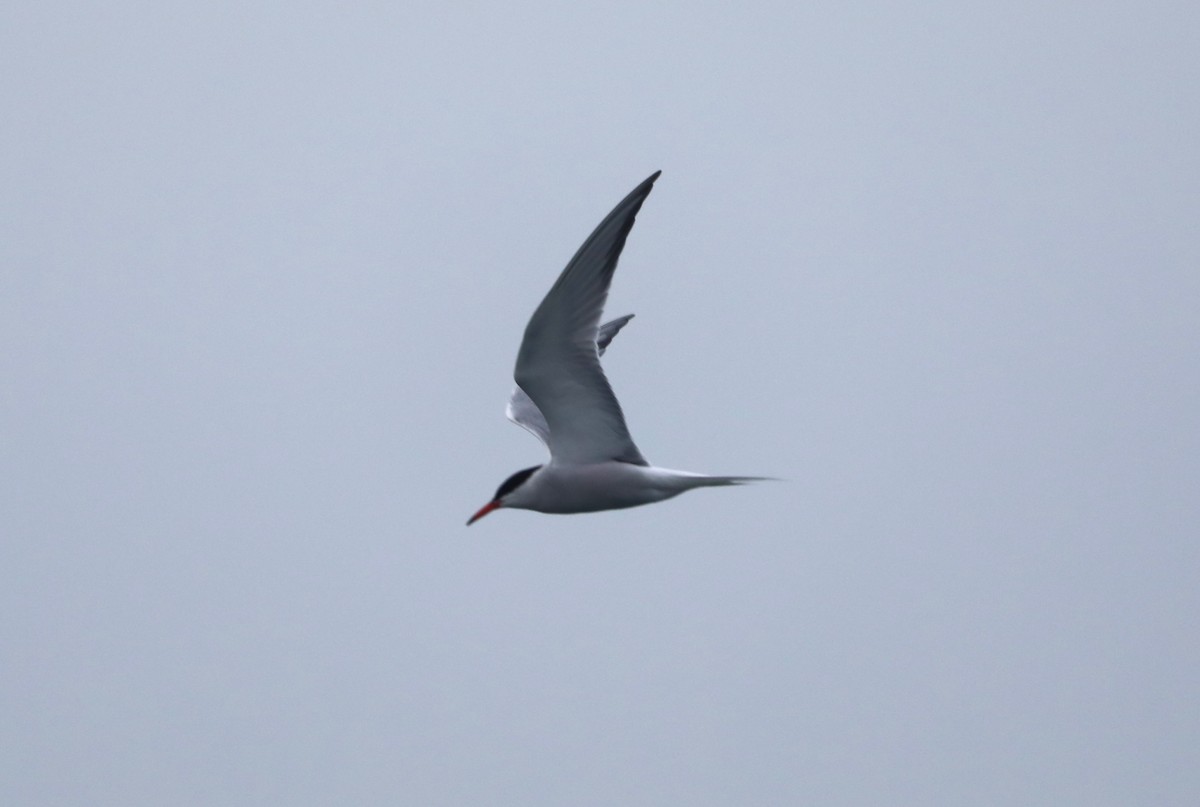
top-left (468, 171), bottom-right (768, 525)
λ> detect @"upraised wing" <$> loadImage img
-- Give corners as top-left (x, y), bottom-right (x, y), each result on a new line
top-left (505, 314), bottom-right (635, 449)
top-left (513, 172), bottom-right (660, 466)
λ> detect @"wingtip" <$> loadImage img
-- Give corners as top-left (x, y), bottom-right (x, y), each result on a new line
top-left (626, 170), bottom-right (662, 202)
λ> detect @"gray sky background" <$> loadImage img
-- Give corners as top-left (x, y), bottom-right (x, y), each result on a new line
top-left (3, 2), bottom-right (1198, 805)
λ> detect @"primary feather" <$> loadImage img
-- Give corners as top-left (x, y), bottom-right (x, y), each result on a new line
top-left (513, 172), bottom-right (660, 466)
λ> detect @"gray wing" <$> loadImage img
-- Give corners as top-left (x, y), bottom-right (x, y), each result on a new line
top-left (505, 315), bottom-right (635, 448)
top-left (513, 172), bottom-right (660, 465)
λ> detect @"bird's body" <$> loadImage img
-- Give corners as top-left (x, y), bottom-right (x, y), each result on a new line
top-left (468, 171), bottom-right (767, 525)
top-left (497, 461), bottom-right (756, 515)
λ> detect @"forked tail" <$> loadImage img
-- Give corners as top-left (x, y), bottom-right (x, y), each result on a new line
top-left (673, 474), bottom-right (777, 490)
top-left (694, 475), bottom-right (774, 486)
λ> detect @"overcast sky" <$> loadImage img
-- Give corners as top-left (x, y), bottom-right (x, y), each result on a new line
top-left (3, 2), bottom-right (1198, 805)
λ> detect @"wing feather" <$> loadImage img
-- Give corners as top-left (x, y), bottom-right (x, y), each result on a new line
top-left (505, 315), bottom-right (635, 448)
top-left (513, 172), bottom-right (660, 465)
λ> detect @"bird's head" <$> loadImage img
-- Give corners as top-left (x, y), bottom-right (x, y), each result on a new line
top-left (466, 465), bottom-right (542, 525)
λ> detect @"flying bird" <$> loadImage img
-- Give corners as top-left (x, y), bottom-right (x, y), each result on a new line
top-left (468, 171), bottom-right (767, 525)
